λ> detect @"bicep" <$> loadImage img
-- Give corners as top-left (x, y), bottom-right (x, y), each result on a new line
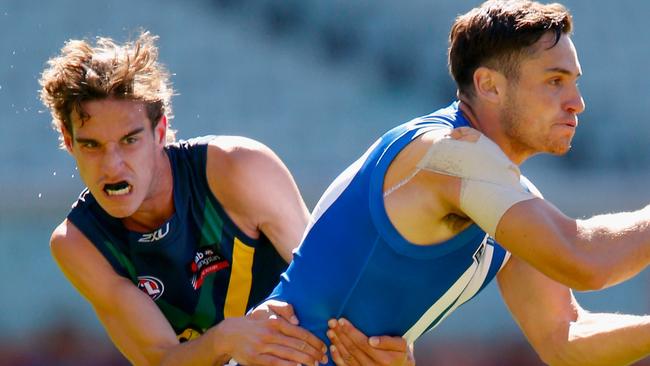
top-left (497, 255), bottom-right (578, 356)
top-left (51, 221), bottom-right (178, 365)
top-left (256, 162), bottom-right (310, 262)
top-left (417, 135), bottom-right (592, 288)
top-left (206, 139), bottom-right (309, 262)
top-left (495, 198), bottom-right (593, 289)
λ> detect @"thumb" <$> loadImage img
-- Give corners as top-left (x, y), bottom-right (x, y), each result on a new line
top-left (268, 301), bottom-right (299, 325)
top-left (368, 335), bottom-right (408, 352)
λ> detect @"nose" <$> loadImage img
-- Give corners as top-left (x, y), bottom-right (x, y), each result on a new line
top-left (566, 85), bottom-right (586, 115)
top-left (101, 143), bottom-right (125, 176)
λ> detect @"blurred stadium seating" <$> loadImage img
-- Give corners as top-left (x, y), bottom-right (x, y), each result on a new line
top-left (2, 0), bottom-right (650, 364)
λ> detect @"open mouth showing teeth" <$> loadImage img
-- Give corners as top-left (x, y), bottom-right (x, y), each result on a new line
top-left (103, 181), bottom-right (132, 196)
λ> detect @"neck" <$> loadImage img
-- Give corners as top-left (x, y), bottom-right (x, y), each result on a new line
top-left (458, 99), bottom-right (480, 130)
top-left (457, 97), bottom-right (530, 166)
top-left (122, 150), bottom-right (174, 232)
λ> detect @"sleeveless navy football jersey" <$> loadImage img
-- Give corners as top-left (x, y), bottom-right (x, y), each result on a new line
top-left (267, 102), bottom-right (535, 361)
top-left (67, 136), bottom-right (287, 340)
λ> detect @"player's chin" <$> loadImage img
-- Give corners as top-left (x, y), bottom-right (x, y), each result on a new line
top-left (97, 198), bottom-right (140, 218)
top-left (106, 206), bottom-right (138, 218)
top-left (546, 135), bottom-right (574, 155)
top-left (547, 143), bottom-right (572, 156)
top-left (107, 208), bottom-right (137, 218)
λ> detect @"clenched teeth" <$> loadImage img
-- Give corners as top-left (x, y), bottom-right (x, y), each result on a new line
top-left (104, 181), bottom-right (132, 196)
top-left (106, 186), bottom-right (132, 196)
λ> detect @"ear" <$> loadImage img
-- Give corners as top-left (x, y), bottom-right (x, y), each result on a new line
top-left (155, 115), bottom-right (168, 145)
top-left (62, 125), bottom-right (74, 153)
top-left (473, 66), bottom-right (507, 104)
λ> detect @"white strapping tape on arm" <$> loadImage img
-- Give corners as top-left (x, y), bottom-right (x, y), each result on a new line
top-left (416, 131), bottom-right (535, 237)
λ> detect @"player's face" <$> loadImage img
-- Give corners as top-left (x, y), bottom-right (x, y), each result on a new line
top-left (64, 99), bottom-right (166, 218)
top-left (500, 33), bottom-right (585, 158)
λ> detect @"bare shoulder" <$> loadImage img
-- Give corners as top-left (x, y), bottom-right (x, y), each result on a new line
top-left (206, 135), bottom-right (282, 179)
top-left (205, 136), bottom-right (296, 236)
top-left (50, 219), bottom-right (127, 306)
top-left (207, 135), bottom-right (271, 154)
top-left (50, 219), bottom-right (91, 265)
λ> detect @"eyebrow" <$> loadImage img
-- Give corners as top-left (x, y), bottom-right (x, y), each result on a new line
top-left (74, 127), bottom-right (146, 145)
top-left (545, 67), bottom-right (582, 78)
top-left (123, 127), bottom-right (146, 139)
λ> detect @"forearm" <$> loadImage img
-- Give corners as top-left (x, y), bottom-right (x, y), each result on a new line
top-left (548, 311), bottom-right (650, 366)
top-left (158, 326), bottom-right (231, 366)
top-left (95, 298), bottom-right (233, 366)
top-left (577, 206), bottom-right (650, 288)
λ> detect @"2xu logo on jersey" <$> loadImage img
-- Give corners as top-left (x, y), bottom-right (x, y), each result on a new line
top-left (138, 222), bottom-right (170, 243)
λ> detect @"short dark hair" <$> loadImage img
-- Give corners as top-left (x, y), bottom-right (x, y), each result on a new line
top-left (449, 0), bottom-right (572, 98)
top-left (40, 31), bottom-right (175, 147)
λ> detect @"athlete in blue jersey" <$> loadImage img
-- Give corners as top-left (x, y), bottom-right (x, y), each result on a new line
top-left (267, 102), bottom-right (514, 346)
top-left (40, 32), bottom-right (409, 366)
top-left (255, 1), bottom-right (650, 365)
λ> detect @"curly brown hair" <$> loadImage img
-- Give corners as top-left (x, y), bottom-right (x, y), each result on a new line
top-left (449, 0), bottom-right (573, 98)
top-left (40, 31), bottom-right (175, 147)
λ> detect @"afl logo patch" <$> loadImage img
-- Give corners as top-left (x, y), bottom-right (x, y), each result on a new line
top-left (137, 276), bottom-right (165, 301)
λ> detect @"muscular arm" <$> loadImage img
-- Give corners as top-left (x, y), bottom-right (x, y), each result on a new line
top-left (496, 199), bottom-right (650, 290)
top-left (51, 220), bottom-right (228, 365)
top-left (498, 255), bottom-right (650, 366)
top-left (206, 136), bottom-right (309, 262)
top-left (51, 220), bottom-right (325, 366)
top-left (409, 127), bottom-right (650, 291)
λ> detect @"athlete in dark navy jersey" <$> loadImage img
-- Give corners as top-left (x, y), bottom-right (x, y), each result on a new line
top-left (67, 137), bottom-right (288, 337)
top-left (256, 2), bottom-right (650, 365)
top-left (40, 32), bottom-right (413, 366)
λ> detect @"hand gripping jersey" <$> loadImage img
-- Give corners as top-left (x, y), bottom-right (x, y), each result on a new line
top-left (268, 102), bottom-right (535, 359)
top-left (67, 136), bottom-right (287, 341)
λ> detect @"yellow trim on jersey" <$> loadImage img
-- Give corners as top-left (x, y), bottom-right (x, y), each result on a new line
top-left (224, 238), bottom-right (255, 317)
top-left (177, 328), bottom-right (202, 343)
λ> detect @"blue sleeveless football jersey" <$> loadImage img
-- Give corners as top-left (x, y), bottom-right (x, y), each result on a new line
top-left (268, 102), bottom-right (528, 360)
top-left (67, 136), bottom-right (287, 340)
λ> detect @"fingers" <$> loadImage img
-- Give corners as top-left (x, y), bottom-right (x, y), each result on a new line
top-left (271, 318), bottom-right (328, 364)
top-left (328, 318), bottom-right (352, 365)
top-left (272, 329), bottom-right (327, 364)
top-left (367, 337), bottom-right (415, 366)
top-left (246, 300), bottom-right (327, 364)
top-left (224, 314), bottom-right (328, 365)
top-left (330, 343), bottom-right (355, 366)
top-left (328, 318), bottom-right (411, 366)
top-left (367, 335), bottom-right (408, 352)
top-left (248, 352), bottom-right (309, 366)
top-left (268, 300), bottom-right (299, 325)
top-left (450, 126), bottom-right (480, 142)
top-left (260, 341), bottom-right (325, 366)
top-left (248, 300), bottom-right (275, 321)
top-left (327, 319), bottom-right (373, 366)
top-left (330, 318), bottom-right (371, 350)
